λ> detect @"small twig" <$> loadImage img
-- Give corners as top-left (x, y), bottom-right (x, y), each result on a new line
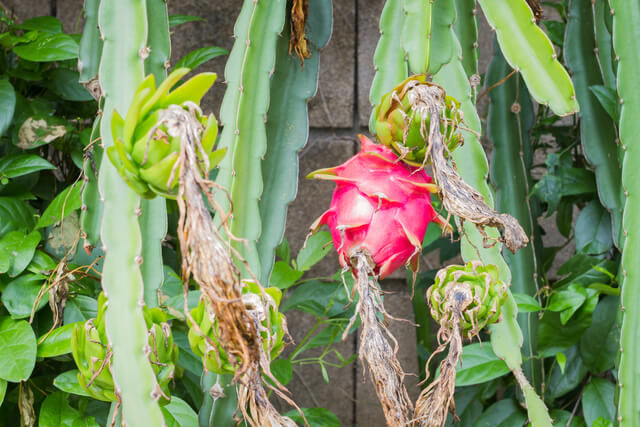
top-left (476, 69), bottom-right (517, 103)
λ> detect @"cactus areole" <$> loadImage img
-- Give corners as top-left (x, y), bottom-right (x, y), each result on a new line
top-left (309, 135), bottom-right (437, 279)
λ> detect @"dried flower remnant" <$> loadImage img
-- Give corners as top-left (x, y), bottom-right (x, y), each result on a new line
top-left (289, 0), bottom-right (311, 63)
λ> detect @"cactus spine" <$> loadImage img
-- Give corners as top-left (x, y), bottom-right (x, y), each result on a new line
top-left (610, 0), bottom-right (640, 423)
top-left (97, 0), bottom-right (165, 424)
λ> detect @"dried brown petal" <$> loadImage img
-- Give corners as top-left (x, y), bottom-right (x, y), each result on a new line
top-left (289, 0), bottom-right (311, 64)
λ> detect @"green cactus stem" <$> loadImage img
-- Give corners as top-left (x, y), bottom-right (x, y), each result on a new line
top-left (610, 0), bottom-right (640, 424)
top-left (214, 0), bottom-right (287, 279)
top-left (453, 0), bottom-right (479, 79)
top-left (96, 0), bottom-right (165, 423)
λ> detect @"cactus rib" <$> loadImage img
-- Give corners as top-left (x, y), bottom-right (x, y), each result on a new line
top-left (565, 0), bottom-right (623, 248)
top-left (97, 0), bottom-right (165, 424)
top-left (477, 0), bottom-right (579, 116)
top-left (257, 0), bottom-right (332, 285)
top-left (214, 0), bottom-right (287, 279)
top-left (592, 0), bottom-right (616, 90)
top-left (611, 0), bottom-right (640, 424)
top-left (369, 0), bottom-right (408, 134)
top-left (453, 0), bottom-right (479, 79)
top-left (78, 0), bottom-right (102, 83)
top-left (487, 47), bottom-right (540, 385)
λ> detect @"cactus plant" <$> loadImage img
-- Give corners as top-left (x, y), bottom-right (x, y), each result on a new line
top-left (257, 0), bottom-right (333, 285)
top-left (477, 0), bottom-right (579, 116)
top-left (96, 0), bottom-right (166, 423)
top-left (610, 0), bottom-right (640, 423)
top-left (214, 0), bottom-right (287, 279)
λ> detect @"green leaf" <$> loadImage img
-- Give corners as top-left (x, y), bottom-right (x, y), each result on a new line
top-left (582, 378), bottom-right (615, 426)
top-left (275, 238), bottom-right (291, 263)
top-left (0, 197), bottom-right (36, 237)
top-left (548, 283), bottom-right (588, 325)
top-left (270, 358), bottom-right (292, 386)
top-left (13, 33), bottom-right (79, 62)
top-left (0, 79), bottom-right (16, 137)
top-left (580, 295), bottom-right (618, 373)
top-left (545, 346), bottom-right (587, 401)
top-left (474, 399), bottom-right (526, 427)
top-left (39, 392), bottom-right (82, 427)
top-left (47, 68), bottom-right (95, 102)
top-left (161, 396), bottom-right (198, 427)
top-left (0, 230), bottom-right (41, 276)
top-left (270, 261), bottom-right (303, 289)
top-left (63, 296), bottom-right (98, 324)
top-left (0, 154), bottom-right (56, 180)
top-left (36, 182), bottom-right (83, 229)
top-left (295, 231), bottom-right (332, 272)
top-left (37, 322), bottom-right (79, 358)
top-left (512, 293), bottom-right (542, 312)
top-left (168, 15), bottom-right (205, 27)
top-left (575, 201), bottom-right (613, 255)
top-left (593, 417), bottom-right (613, 427)
top-left (281, 280), bottom-right (350, 319)
top-left (53, 370), bottom-right (90, 397)
top-left (174, 46), bottom-right (228, 71)
top-left (16, 117), bottom-right (67, 149)
top-left (550, 410), bottom-right (587, 427)
top-left (1, 274), bottom-right (48, 319)
top-left (556, 352), bottom-right (566, 374)
top-left (542, 20), bottom-right (565, 46)
top-left (15, 16), bottom-right (63, 33)
top-left (0, 379), bottom-right (6, 407)
top-left (283, 407), bottom-right (340, 427)
top-left (454, 343), bottom-right (510, 386)
top-left (0, 316), bottom-right (37, 382)
top-left (589, 85), bottom-right (619, 122)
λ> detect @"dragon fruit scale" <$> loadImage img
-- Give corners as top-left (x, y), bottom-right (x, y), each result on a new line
top-left (309, 135), bottom-right (438, 279)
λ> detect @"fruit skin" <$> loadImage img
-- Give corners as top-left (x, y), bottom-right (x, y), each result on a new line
top-left (309, 135), bottom-right (437, 279)
top-left (70, 293), bottom-right (180, 403)
top-left (187, 282), bottom-right (286, 375)
top-left (373, 75), bottom-right (463, 167)
top-left (427, 260), bottom-right (508, 340)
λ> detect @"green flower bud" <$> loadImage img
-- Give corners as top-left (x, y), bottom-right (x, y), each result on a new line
top-left (373, 75), bottom-right (464, 166)
top-left (187, 282), bottom-right (287, 375)
top-left (106, 68), bottom-right (226, 199)
top-left (426, 261), bottom-right (508, 340)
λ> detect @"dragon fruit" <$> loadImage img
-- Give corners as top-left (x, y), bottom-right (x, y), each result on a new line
top-left (309, 135), bottom-right (438, 279)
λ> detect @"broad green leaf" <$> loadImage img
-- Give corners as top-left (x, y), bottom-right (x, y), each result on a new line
top-left (168, 15), bottom-right (205, 27)
top-left (47, 68), bottom-right (95, 102)
top-left (26, 250), bottom-right (57, 275)
top-left (39, 392), bottom-right (82, 427)
top-left (0, 379), bottom-right (6, 406)
top-left (582, 378), bottom-right (615, 426)
top-left (37, 322), bottom-right (79, 357)
top-left (281, 280), bottom-right (351, 319)
top-left (555, 253), bottom-right (615, 287)
top-left (174, 46), bottom-right (228, 71)
top-left (275, 238), bottom-right (291, 263)
top-left (0, 79), bottom-right (16, 137)
top-left (295, 231), bottom-right (332, 271)
top-left (270, 358), bottom-right (292, 386)
top-left (556, 352), bottom-right (566, 374)
top-left (545, 346), bottom-right (587, 401)
top-left (474, 399), bottom-right (526, 427)
top-left (575, 201), bottom-right (613, 255)
top-left (283, 407), bottom-right (340, 427)
top-left (512, 293), bottom-right (542, 312)
top-left (15, 16), bottom-right (63, 33)
top-left (0, 230), bottom-right (41, 276)
top-left (550, 410), bottom-right (587, 427)
top-left (593, 417), bottom-right (613, 427)
top-left (53, 370), bottom-right (90, 397)
top-left (454, 343), bottom-right (510, 386)
top-left (589, 85), bottom-right (619, 122)
top-left (13, 33), bottom-right (79, 62)
top-left (542, 20), bottom-right (565, 46)
top-left (270, 261), bottom-right (303, 289)
top-left (548, 283), bottom-right (588, 325)
top-left (63, 296), bottom-right (98, 324)
top-left (0, 154), bottom-right (55, 181)
top-left (580, 296), bottom-right (618, 373)
top-left (161, 396), bottom-right (198, 427)
top-left (1, 274), bottom-right (48, 319)
top-left (0, 197), bottom-right (36, 237)
top-left (36, 182), bottom-right (82, 229)
top-left (0, 316), bottom-right (37, 381)
top-left (538, 289), bottom-right (599, 357)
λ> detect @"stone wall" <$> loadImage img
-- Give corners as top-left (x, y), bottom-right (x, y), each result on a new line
top-left (4, 1), bottom-right (572, 425)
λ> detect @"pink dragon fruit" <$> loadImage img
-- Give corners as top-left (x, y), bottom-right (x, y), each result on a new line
top-left (309, 135), bottom-right (439, 279)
